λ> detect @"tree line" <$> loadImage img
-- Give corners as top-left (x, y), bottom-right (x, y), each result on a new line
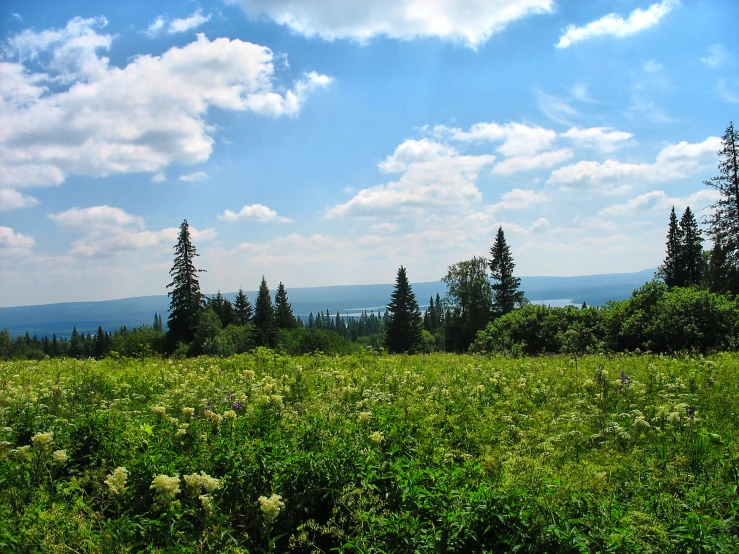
top-left (2, 122), bottom-right (737, 360)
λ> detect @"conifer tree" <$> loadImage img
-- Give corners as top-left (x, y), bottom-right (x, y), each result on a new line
top-left (167, 220), bottom-right (205, 344)
top-left (660, 206), bottom-right (684, 288)
top-left (706, 122), bottom-right (739, 287)
top-left (384, 266), bottom-right (423, 353)
top-left (234, 288), bottom-right (253, 325)
top-left (274, 282), bottom-right (296, 329)
top-left (489, 227), bottom-right (525, 316)
top-left (253, 276), bottom-right (277, 347)
top-left (679, 206), bottom-right (705, 286)
top-left (94, 326), bottom-right (108, 359)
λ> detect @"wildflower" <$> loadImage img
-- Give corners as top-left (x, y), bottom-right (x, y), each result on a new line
top-left (31, 431), bottom-right (54, 450)
top-left (52, 450), bottom-right (68, 464)
top-left (223, 410), bottom-right (237, 422)
top-left (258, 494), bottom-right (285, 524)
top-left (150, 474), bottom-right (181, 506)
top-left (667, 411), bottom-right (681, 423)
top-left (182, 407), bottom-right (195, 419)
top-left (358, 411), bottom-right (372, 423)
top-left (169, 417), bottom-right (179, 425)
top-left (204, 410), bottom-right (223, 425)
top-left (2, 427), bottom-right (12, 434)
top-left (634, 416), bottom-right (650, 429)
top-left (176, 427), bottom-right (187, 437)
top-left (369, 431), bottom-right (385, 444)
top-left (0, 441), bottom-right (11, 450)
top-left (199, 494), bottom-right (214, 514)
top-left (105, 467), bottom-right (129, 494)
top-left (151, 406), bottom-right (166, 416)
top-left (476, 384), bottom-right (485, 393)
top-left (231, 401), bottom-right (244, 411)
top-left (183, 471), bottom-right (221, 493)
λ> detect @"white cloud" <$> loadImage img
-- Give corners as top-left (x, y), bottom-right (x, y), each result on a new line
top-left (219, 203), bottom-right (292, 222)
top-left (433, 122), bottom-right (557, 157)
top-left (151, 172), bottom-right (166, 183)
top-left (146, 10), bottom-right (212, 37)
top-left (493, 149), bottom-right (573, 174)
top-left (557, 0), bottom-right (679, 49)
top-left (644, 60), bottom-right (663, 72)
top-left (532, 217), bottom-right (550, 232)
top-left (167, 10), bottom-right (211, 34)
top-left (491, 188), bottom-right (549, 211)
top-left (599, 189), bottom-right (721, 217)
top-left (378, 139), bottom-right (458, 173)
top-left (0, 18), bottom-right (331, 191)
top-left (535, 90), bottom-right (579, 125)
top-left (227, 0), bottom-right (555, 48)
top-left (369, 222), bottom-right (398, 234)
top-left (548, 136), bottom-right (721, 194)
top-left (562, 127), bottom-right (633, 152)
top-left (0, 226), bottom-right (34, 255)
top-left (325, 138), bottom-right (495, 219)
top-left (0, 188), bottom-right (39, 210)
top-left (179, 171), bottom-right (208, 182)
top-left (700, 44), bottom-right (729, 69)
top-left (49, 205), bottom-right (216, 257)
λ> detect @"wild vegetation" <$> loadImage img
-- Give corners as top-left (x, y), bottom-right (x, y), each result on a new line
top-left (2, 351), bottom-right (739, 552)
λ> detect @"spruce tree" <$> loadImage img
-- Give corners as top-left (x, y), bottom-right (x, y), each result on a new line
top-left (234, 288), bottom-right (253, 325)
top-left (384, 266), bottom-right (423, 353)
top-left (167, 220), bottom-right (205, 345)
top-left (94, 326), bottom-right (108, 359)
top-left (660, 206), bottom-right (684, 287)
top-left (274, 282), bottom-right (296, 329)
top-left (706, 122), bottom-right (739, 287)
top-left (253, 276), bottom-right (277, 347)
top-left (489, 227), bottom-right (525, 316)
top-left (679, 206), bottom-right (705, 287)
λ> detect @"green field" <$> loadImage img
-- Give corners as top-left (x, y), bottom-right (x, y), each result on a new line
top-left (1, 351), bottom-right (738, 552)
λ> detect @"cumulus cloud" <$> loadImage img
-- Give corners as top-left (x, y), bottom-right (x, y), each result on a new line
top-left (151, 172), bottom-right (166, 183)
top-left (557, 0), bottom-right (679, 49)
top-left (146, 10), bottom-right (212, 37)
top-left (491, 188), bottom-right (550, 211)
top-left (219, 203), bottom-right (292, 222)
top-left (0, 226), bottom-right (34, 255)
top-left (598, 189), bottom-right (721, 217)
top-left (492, 149), bottom-right (573, 174)
top-left (0, 18), bottom-right (331, 191)
top-left (0, 188), bottom-right (39, 210)
top-left (227, 0), bottom-right (554, 48)
top-left (562, 127), bottom-right (633, 152)
top-left (325, 138), bottom-right (495, 219)
top-left (548, 136), bottom-right (721, 194)
top-left (532, 217), bottom-right (550, 232)
top-left (179, 171), bottom-right (208, 182)
top-left (644, 60), bottom-right (663, 72)
top-left (700, 44), bottom-right (729, 69)
top-left (433, 122), bottom-right (557, 157)
top-left (49, 205), bottom-right (216, 257)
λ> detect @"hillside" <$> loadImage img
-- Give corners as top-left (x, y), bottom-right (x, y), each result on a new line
top-left (0, 269), bottom-right (655, 337)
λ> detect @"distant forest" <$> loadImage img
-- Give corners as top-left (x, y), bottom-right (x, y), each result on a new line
top-left (3, 122), bottom-right (739, 360)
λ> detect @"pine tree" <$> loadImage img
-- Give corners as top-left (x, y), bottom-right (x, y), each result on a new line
top-left (274, 282), bottom-right (296, 329)
top-left (253, 276), bottom-right (277, 347)
top-left (234, 288), bottom-right (253, 325)
top-left (94, 326), bottom-right (108, 359)
top-left (167, 220), bottom-right (205, 345)
top-left (384, 266), bottom-right (423, 353)
top-left (679, 206), bottom-right (705, 286)
top-left (706, 122), bottom-right (739, 289)
top-left (489, 227), bottom-right (525, 316)
top-left (660, 206), bottom-right (684, 287)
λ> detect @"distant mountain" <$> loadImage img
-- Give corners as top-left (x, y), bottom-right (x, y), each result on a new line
top-left (0, 269), bottom-right (656, 337)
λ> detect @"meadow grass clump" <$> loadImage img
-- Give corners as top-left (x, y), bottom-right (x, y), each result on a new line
top-left (0, 350), bottom-right (738, 552)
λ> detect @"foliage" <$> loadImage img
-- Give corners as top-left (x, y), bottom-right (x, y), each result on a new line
top-left (473, 283), bottom-right (739, 356)
top-left (254, 276), bottom-right (277, 348)
top-left (384, 266), bottom-right (424, 353)
top-left (705, 121), bottom-right (739, 287)
top-left (442, 256), bottom-right (493, 352)
top-left (167, 220), bottom-right (205, 346)
top-left (2, 352), bottom-right (739, 552)
top-left (489, 227), bottom-right (526, 316)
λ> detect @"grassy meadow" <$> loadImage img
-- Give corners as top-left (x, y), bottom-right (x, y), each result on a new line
top-left (1, 350), bottom-right (738, 552)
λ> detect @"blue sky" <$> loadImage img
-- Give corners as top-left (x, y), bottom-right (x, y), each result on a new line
top-left (0, 0), bottom-right (737, 306)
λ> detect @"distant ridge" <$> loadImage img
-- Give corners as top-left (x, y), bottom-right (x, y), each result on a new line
top-left (0, 269), bottom-right (656, 337)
